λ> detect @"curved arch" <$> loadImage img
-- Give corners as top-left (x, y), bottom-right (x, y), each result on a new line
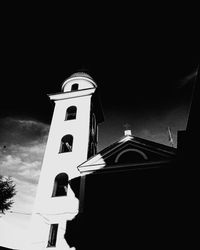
top-left (115, 148), bottom-right (148, 163)
top-left (52, 173), bottom-right (69, 197)
top-left (65, 106), bottom-right (77, 120)
top-left (60, 134), bottom-right (73, 153)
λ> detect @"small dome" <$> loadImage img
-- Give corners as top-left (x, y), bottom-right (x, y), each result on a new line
top-left (67, 72), bottom-right (94, 81)
top-left (61, 71), bottom-right (97, 92)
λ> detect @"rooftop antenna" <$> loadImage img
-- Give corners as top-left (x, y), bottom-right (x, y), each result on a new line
top-left (167, 126), bottom-right (174, 147)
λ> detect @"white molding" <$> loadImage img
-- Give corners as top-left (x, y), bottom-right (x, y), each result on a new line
top-left (62, 76), bottom-right (97, 91)
top-left (48, 88), bottom-right (95, 101)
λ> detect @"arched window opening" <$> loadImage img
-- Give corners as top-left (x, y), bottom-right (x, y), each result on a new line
top-left (52, 173), bottom-right (69, 197)
top-left (115, 149), bottom-right (148, 164)
top-left (71, 83), bottom-right (79, 91)
top-left (47, 224), bottom-right (58, 247)
top-left (60, 135), bottom-right (73, 153)
top-left (66, 106), bottom-right (77, 120)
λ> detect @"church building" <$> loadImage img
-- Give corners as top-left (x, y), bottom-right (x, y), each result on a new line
top-left (28, 70), bottom-right (197, 249)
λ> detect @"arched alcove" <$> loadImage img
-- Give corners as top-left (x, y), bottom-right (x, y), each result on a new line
top-left (60, 135), bottom-right (73, 153)
top-left (52, 173), bottom-right (69, 197)
top-left (71, 83), bottom-right (79, 91)
top-left (65, 106), bottom-right (77, 120)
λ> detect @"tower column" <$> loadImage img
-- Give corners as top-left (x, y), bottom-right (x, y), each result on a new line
top-left (28, 72), bottom-right (103, 250)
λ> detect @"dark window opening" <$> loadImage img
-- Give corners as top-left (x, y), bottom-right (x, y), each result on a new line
top-left (60, 135), bottom-right (73, 153)
top-left (52, 173), bottom-right (69, 197)
top-left (66, 106), bottom-right (77, 120)
top-left (71, 83), bottom-right (79, 91)
top-left (47, 224), bottom-right (58, 247)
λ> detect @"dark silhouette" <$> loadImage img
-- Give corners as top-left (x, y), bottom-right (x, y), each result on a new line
top-left (65, 66), bottom-right (199, 249)
top-left (0, 247), bottom-right (18, 250)
top-left (0, 176), bottom-right (16, 214)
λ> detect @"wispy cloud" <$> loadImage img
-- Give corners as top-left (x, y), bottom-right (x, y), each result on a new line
top-left (0, 117), bottom-right (49, 213)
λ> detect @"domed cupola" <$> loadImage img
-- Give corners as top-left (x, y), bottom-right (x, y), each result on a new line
top-left (61, 72), bottom-right (97, 92)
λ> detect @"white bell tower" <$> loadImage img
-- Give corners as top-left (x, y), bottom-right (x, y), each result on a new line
top-left (28, 72), bottom-right (103, 250)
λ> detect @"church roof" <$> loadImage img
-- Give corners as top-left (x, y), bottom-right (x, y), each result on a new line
top-left (78, 133), bottom-right (176, 174)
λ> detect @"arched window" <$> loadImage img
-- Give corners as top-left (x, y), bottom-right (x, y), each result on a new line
top-left (60, 135), bottom-right (73, 153)
top-left (65, 106), bottom-right (77, 120)
top-left (71, 83), bottom-right (79, 91)
top-left (47, 224), bottom-right (58, 247)
top-left (52, 173), bottom-right (69, 197)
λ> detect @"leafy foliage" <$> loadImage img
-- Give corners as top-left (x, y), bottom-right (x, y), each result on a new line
top-left (0, 175), bottom-right (16, 213)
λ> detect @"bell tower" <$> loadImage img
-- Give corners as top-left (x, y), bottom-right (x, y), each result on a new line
top-left (28, 72), bottom-right (104, 250)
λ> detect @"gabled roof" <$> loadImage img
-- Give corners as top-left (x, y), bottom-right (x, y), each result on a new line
top-left (78, 134), bottom-right (176, 174)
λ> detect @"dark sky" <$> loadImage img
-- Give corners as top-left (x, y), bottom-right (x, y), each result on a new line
top-left (0, 6), bottom-right (199, 149)
top-left (0, 7), bottom-right (199, 246)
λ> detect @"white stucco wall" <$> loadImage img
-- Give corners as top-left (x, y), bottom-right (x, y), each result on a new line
top-left (28, 75), bottom-right (96, 250)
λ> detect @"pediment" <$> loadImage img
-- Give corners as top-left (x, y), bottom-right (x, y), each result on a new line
top-left (78, 135), bottom-right (176, 174)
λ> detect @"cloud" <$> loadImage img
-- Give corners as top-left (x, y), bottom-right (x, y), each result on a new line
top-left (1, 150), bottom-right (43, 185)
top-left (0, 117), bottom-right (49, 145)
top-left (0, 117), bottom-right (49, 213)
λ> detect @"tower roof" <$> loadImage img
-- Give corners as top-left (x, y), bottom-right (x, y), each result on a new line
top-left (61, 72), bottom-right (97, 92)
top-left (67, 72), bottom-right (94, 80)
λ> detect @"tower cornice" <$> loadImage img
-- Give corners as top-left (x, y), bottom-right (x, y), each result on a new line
top-left (62, 76), bottom-right (97, 91)
top-left (48, 88), bottom-right (96, 101)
